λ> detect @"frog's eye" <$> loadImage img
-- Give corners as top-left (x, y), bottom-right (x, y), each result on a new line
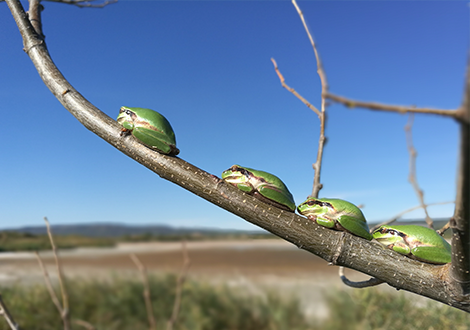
top-left (238, 168), bottom-right (251, 178)
top-left (306, 200), bottom-right (320, 206)
top-left (385, 229), bottom-right (406, 238)
top-left (379, 227), bottom-right (393, 234)
top-left (125, 109), bottom-right (133, 115)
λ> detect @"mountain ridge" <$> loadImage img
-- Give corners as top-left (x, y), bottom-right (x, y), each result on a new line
top-left (2, 218), bottom-right (450, 237)
top-left (2, 223), bottom-right (261, 237)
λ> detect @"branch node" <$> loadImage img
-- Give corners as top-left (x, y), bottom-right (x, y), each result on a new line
top-left (23, 39), bottom-right (44, 54)
top-left (330, 232), bottom-right (347, 265)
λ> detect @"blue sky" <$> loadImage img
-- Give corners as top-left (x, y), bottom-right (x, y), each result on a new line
top-left (1, 1), bottom-right (468, 231)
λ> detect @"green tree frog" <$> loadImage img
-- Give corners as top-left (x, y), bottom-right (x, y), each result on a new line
top-left (117, 106), bottom-right (179, 155)
top-left (221, 165), bottom-right (296, 212)
top-left (297, 198), bottom-right (373, 240)
top-left (372, 225), bottom-right (451, 264)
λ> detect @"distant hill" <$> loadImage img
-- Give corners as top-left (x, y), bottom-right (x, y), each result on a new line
top-left (4, 223), bottom-right (263, 238)
top-left (3, 218), bottom-right (451, 238)
top-left (0, 224), bottom-right (271, 252)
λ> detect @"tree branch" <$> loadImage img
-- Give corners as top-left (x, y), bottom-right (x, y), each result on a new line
top-left (451, 56), bottom-right (470, 295)
top-left (6, 0), bottom-right (470, 312)
top-left (324, 92), bottom-right (461, 119)
top-left (27, 0), bottom-right (44, 40)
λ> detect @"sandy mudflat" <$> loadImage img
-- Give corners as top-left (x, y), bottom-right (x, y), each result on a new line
top-left (0, 239), bottom-right (344, 279)
top-left (0, 239), bottom-right (371, 319)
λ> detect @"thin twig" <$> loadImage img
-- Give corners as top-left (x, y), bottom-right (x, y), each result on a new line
top-left (0, 294), bottom-right (19, 330)
top-left (370, 201), bottom-right (455, 232)
top-left (291, 0), bottom-right (328, 92)
top-left (73, 319), bottom-right (96, 330)
top-left (404, 116), bottom-right (433, 229)
top-left (43, 0), bottom-right (117, 8)
top-left (325, 92), bottom-right (459, 119)
top-left (271, 58), bottom-right (326, 198)
top-left (291, 0), bottom-right (329, 198)
top-left (339, 267), bottom-right (384, 288)
top-left (311, 105), bottom-right (327, 198)
top-left (35, 251), bottom-right (64, 320)
top-left (44, 217), bottom-right (70, 330)
top-left (166, 241), bottom-right (191, 330)
top-left (130, 254), bottom-right (157, 330)
top-left (270, 58), bottom-right (321, 117)
top-left (437, 221), bottom-right (451, 236)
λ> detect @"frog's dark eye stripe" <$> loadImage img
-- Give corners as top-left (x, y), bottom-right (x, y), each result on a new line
top-left (380, 228), bottom-right (406, 238)
top-left (394, 230), bottom-right (407, 237)
top-left (379, 227), bottom-right (392, 234)
top-left (306, 200), bottom-right (332, 208)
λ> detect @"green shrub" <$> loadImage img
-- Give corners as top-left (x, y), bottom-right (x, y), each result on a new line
top-left (2, 276), bottom-right (470, 330)
top-left (0, 275), bottom-right (312, 330)
top-left (320, 287), bottom-right (470, 330)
